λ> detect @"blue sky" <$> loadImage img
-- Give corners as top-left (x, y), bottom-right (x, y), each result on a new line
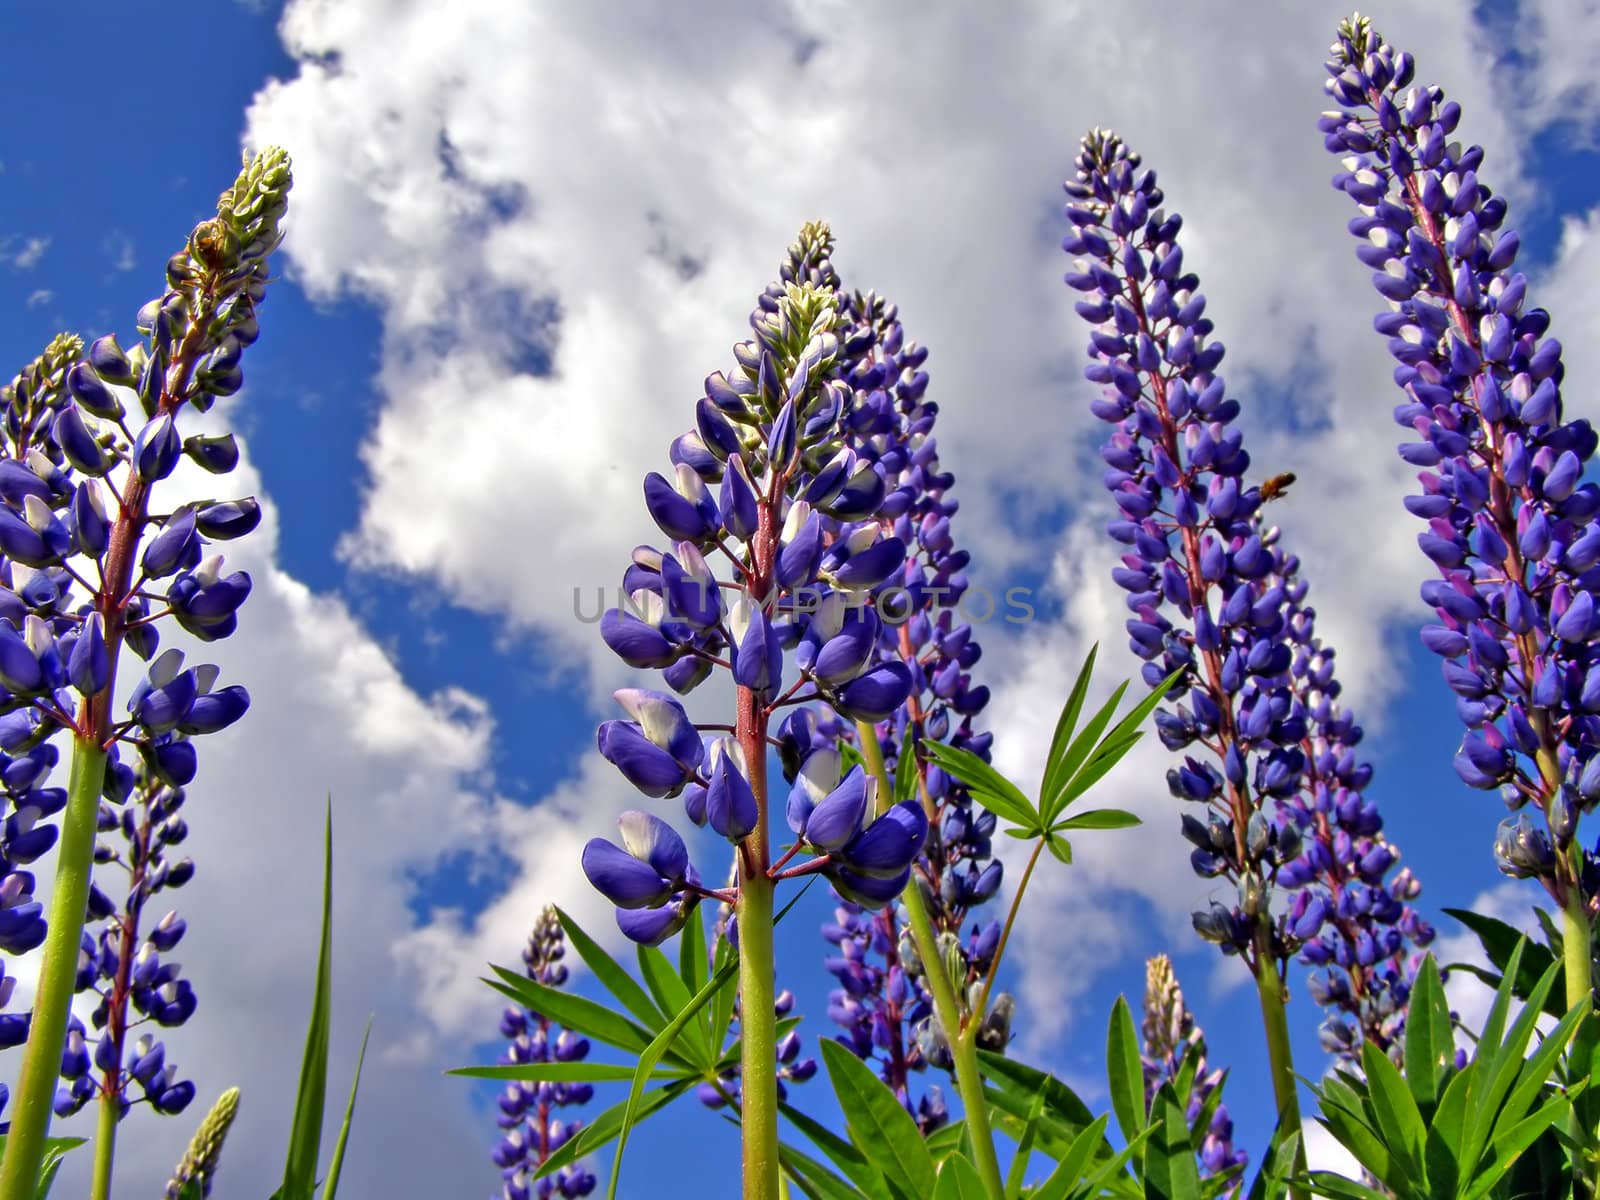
top-left (2, 1), bottom-right (1599, 1196)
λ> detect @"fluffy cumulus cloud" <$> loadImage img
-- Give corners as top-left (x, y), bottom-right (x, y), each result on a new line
top-left (17, 435), bottom-right (510, 1195)
top-left (204, 0), bottom-right (1600, 1191)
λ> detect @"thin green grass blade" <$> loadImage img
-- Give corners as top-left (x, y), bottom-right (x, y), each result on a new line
top-left (280, 801), bottom-right (334, 1200)
top-left (319, 1016), bottom-right (371, 1200)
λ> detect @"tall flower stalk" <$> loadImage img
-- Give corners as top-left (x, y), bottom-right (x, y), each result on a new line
top-left (1059, 130), bottom-right (1431, 1182)
top-left (586, 224), bottom-right (926, 1199)
top-left (490, 907), bottom-right (596, 1200)
top-left (1320, 14), bottom-right (1600, 1020)
top-left (0, 147), bottom-right (286, 1200)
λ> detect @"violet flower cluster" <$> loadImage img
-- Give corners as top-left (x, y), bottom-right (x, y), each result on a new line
top-left (583, 222), bottom-right (927, 938)
top-left (0, 148), bottom-right (284, 1177)
top-left (57, 754), bottom-right (199, 1120)
top-left (1141, 953), bottom-right (1245, 1185)
top-left (490, 908), bottom-right (596, 1200)
top-left (1061, 129), bottom-right (1431, 1058)
top-left (1321, 17), bottom-right (1600, 948)
top-left (817, 288), bottom-right (1005, 1127)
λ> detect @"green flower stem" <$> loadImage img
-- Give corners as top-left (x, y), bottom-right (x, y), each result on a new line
top-left (855, 720), bottom-right (1005, 1198)
top-left (1251, 922), bottom-right (1308, 1200)
top-left (89, 1071), bottom-right (119, 1200)
top-left (971, 837), bottom-right (1044, 1028)
top-left (0, 734), bottom-right (109, 1200)
top-left (736, 867), bottom-right (779, 1200)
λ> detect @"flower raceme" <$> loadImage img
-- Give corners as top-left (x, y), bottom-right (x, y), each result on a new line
top-left (585, 224), bottom-right (927, 946)
top-left (0, 147), bottom-right (288, 1200)
top-left (814, 287), bottom-right (1005, 1125)
top-left (1320, 16), bottom-right (1600, 991)
top-left (1060, 129), bottom-right (1432, 1064)
top-left (1141, 954), bottom-right (1245, 1184)
top-left (583, 223), bottom-right (926, 1198)
top-left (488, 908), bottom-right (596, 1200)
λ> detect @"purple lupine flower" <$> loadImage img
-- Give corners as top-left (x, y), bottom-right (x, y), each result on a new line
top-left (48, 753), bottom-right (201, 1123)
top-left (1141, 954), bottom-right (1246, 1187)
top-left (1061, 129), bottom-right (1431, 1060)
top-left (795, 288), bottom-right (1005, 1126)
top-left (491, 907), bottom-right (596, 1200)
top-left (585, 222), bottom-right (927, 945)
top-left (0, 151), bottom-right (284, 1179)
top-left (1320, 16), bottom-right (1600, 972)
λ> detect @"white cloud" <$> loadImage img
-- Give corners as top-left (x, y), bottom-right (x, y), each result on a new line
top-left (139, 0), bottom-right (1600, 1193)
top-left (0, 235), bottom-right (49, 272)
top-left (24, 289), bottom-right (51, 309)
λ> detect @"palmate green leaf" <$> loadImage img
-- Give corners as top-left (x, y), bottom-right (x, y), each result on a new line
top-left (679, 899), bottom-right (709, 997)
top-left (637, 943), bottom-right (712, 1064)
top-left (1464, 1090), bottom-right (1577, 1200)
top-left (531, 1080), bottom-right (694, 1181)
top-left (1041, 680), bottom-right (1127, 818)
top-left (1043, 667), bottom-right (1183, 825)
top-left (280, 801), bottom-right (335, 1200)
top-left (1311, 1086), bottom-right (1390, 1183)
top-left (1039, 643), bottom-right (1099, 802)
top-left (977, 1049), bottom-right (1097, 1129)
top-left (555, 906), bottom-right (666, 1031)
top-left (1359, 1040), bottom-right (1426, 1185)
top-left (1460, 946), bottom-right (1555, 1176)
top-left (780, 1138), bottom-right (876, 1200)
top-left (779, 1101), bottom-right (893, 1200)
top-left (1244, 1126), bottom-right (1299, 1200)
top-left (894, 733), bottom-right (920, 804)
top-left (819, 1039), bottom-right (935, 1195)
top-left (922, 740), bottom-right (1040, 831)
top-left (320, 1017), bottom-right (371, 1200)
top-left (933, 1152), bottom-right (989, 1200)
top-left (1107, 996), bottom-right (1147, 1154)
top-left (1047, 833), bottom-right (1074, 864)
top-left (0, 1136), bottom-right (87, 1200)
top-left (1303, 1173), bottom-right (1389, 1200)
top-left (1145, 1087), bottom-right (1202, 1200)
top-left (1441, 907), bottom-right (1561, 1016)
top-left (1052, 808), bottom-right (1141, 832)
top-left (482, 965), bottom-right (657, 1055)
top-left (1568, 1013), bottom-right (1600, 1134)
top-left (1003, 1088), bottom-right (1048, 1199)
top-left (710, 929), bottom-right (740, 1056)
top-left (1402, 954), bottom-right (1453, 1114)
top-left (604, 950), bottom-right (741, 1200)
top-left (1076, 1123), bottom-right (1158, 1199)
top-left (1047, 730), bottom-right (1144, 819)
top-left (924, 1119), bottom-right (967, 1165)
top-left (1030, 1113), bottom-right (1110, 1200)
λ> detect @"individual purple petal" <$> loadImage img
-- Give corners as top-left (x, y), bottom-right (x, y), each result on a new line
top-left (580, 838), bottom-right (672, 909)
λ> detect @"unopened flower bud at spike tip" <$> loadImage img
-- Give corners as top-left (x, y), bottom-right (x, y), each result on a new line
top-left (163, 1086), bottom-right (239, 1199)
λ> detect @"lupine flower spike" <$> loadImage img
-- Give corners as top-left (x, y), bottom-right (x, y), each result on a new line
top-left (587, 222), bottom-right (926, 1198)
top-left (489, 907), bottom-right (596, 1200)
top-left (1321, 14), bottom-right (1600, 1017)
top-left (814, 287), bottom-right (1004, 1131)
top-left (1061, 130), bottom-right (1433, 1191)
top-left (0, 148), bottom-right (286, 1200)
top-left (1141, 954), bottom-right (1245, 1188)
